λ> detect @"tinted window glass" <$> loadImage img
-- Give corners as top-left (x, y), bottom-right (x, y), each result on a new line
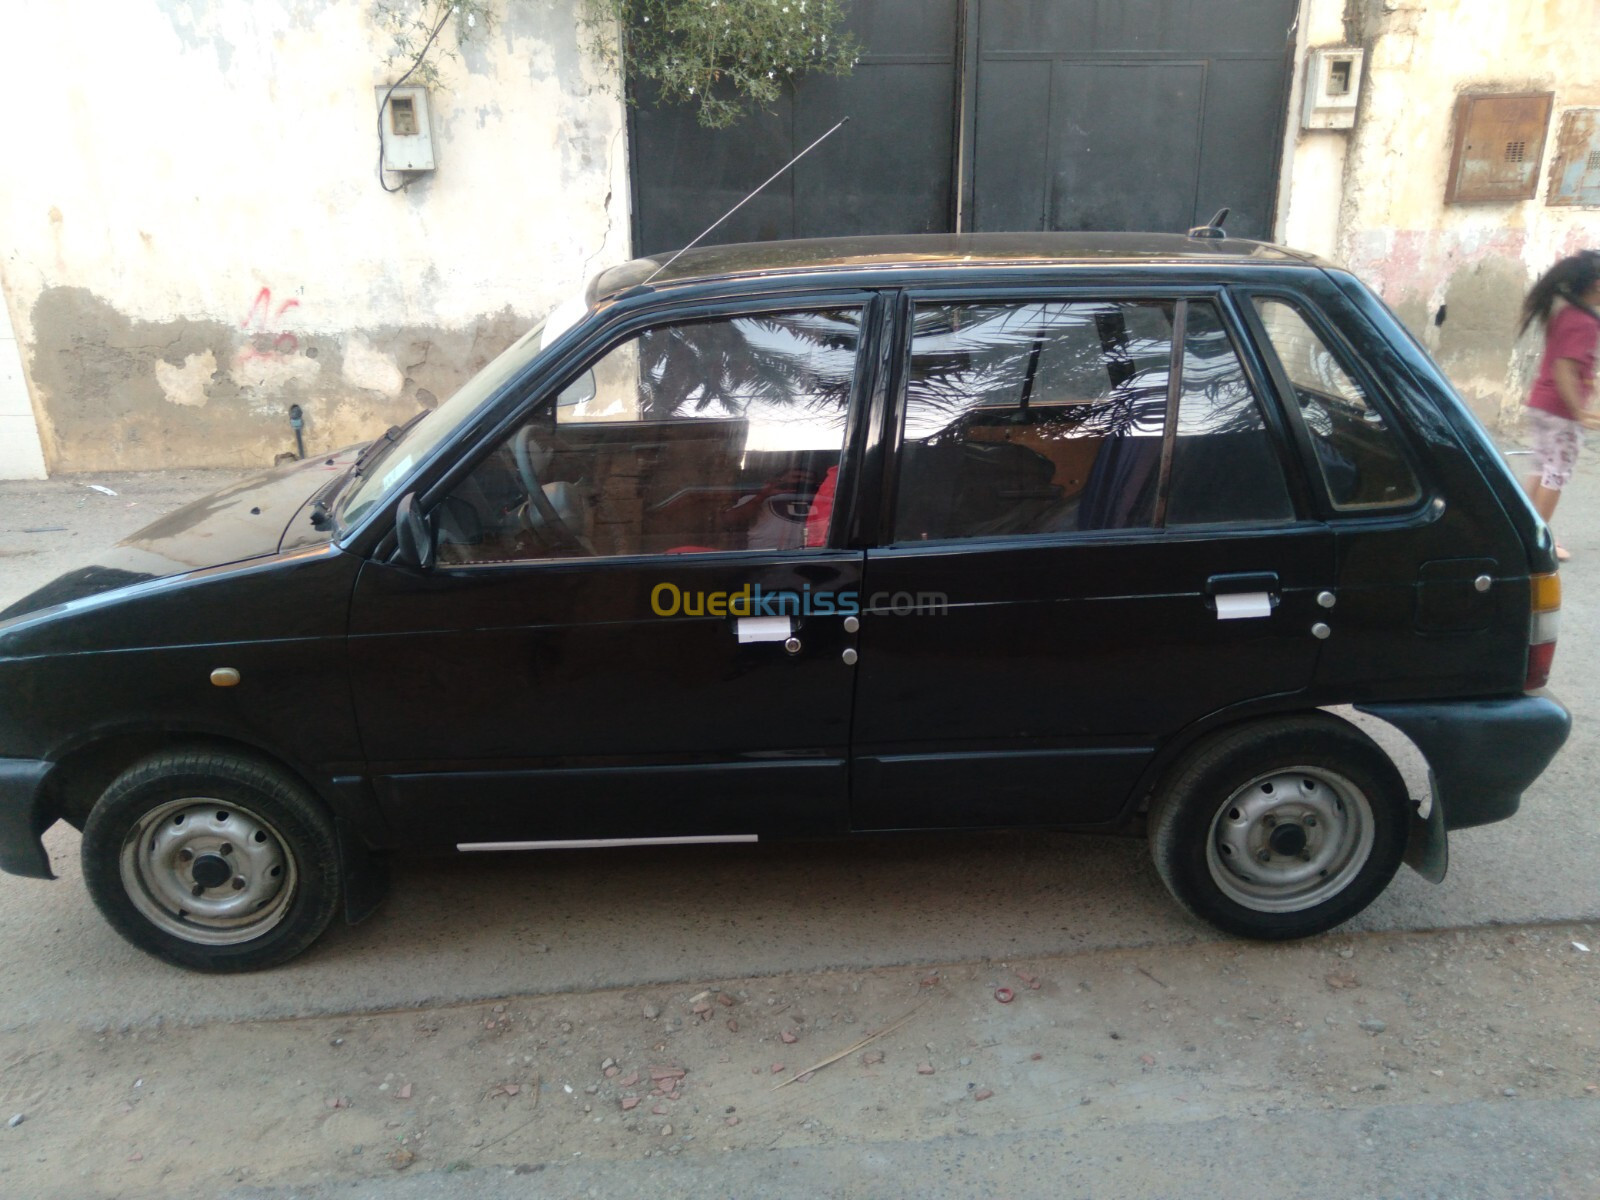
top-left (894, 300), bottom-right (1174, 542)
top-left (435, 309), bottom-right (862, 563)
top-left (1253, 298), bottom-right (1421, 510)
top-left (1167, 303), bottom-right (1295, 525)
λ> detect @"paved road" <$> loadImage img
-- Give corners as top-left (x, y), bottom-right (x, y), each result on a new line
top-left (1, 459), bottom-right (1597, 1030)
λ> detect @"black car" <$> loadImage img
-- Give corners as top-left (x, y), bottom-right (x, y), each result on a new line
top-left (0, 232), bottom-right (1570, 971)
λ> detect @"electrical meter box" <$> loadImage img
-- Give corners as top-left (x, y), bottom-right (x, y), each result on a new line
top-left (1302, 48), bottom-right (1364, 131)
top-left (376, 85), bottom-right (435, 173)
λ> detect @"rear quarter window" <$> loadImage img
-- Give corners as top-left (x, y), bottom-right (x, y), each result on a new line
top-left (1252, 297), bottom-right (1422, 511)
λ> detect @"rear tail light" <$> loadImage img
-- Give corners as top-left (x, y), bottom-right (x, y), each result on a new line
top-left (1526, 571), bottom-right (1561, 689)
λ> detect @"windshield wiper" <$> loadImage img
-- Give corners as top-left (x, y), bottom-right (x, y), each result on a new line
top-left (352, 410), bottom-right (427, 477)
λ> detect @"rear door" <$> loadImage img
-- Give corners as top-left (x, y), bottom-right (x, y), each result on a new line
top-left (850, 288), bottom-right (1336, 831)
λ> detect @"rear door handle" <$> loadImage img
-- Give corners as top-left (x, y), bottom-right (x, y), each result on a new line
top-left (1205, 572), bottom-right (1279, 621)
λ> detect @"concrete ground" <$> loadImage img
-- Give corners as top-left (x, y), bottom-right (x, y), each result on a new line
top-left (0, 448), bottom-right (1598, 1197)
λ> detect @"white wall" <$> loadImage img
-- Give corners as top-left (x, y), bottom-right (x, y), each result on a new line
top-left (0, 0), bottom-right (629, 473)
top-left (0, 284), bottom-right (48, 480)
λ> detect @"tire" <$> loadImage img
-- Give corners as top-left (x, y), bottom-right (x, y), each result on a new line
top-left (81, 749), bottom-right (343, 972)
top-left (1149, 716), bottom-right (1409, 940)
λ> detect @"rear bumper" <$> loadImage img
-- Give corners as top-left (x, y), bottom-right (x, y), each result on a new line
top-left (0, 758), bottom-right (55, 879)
top-left (1358, 693), bottom-right (1570, 830)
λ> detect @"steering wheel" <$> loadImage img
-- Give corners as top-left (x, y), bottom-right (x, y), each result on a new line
top-left (512, 425), bottom-right (585, 553)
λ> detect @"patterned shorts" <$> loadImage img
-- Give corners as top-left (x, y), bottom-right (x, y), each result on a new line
top-left (1527, 408), bottom-right (1584, 490)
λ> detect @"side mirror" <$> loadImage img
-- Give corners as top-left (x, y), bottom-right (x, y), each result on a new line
top-left (393, 492), bottom-right (436, 571)
top-left (555, 369), bottom-right (597, 412)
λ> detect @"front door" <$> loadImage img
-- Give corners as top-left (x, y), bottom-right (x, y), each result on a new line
top-left (347, 302), bottom-right (875, 849)
top-left (851, 290), bottom-right (1335, 831)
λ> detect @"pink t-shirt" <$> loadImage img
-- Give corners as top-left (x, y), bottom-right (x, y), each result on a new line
top-left (1528, 301), bottom-right (1600, 419)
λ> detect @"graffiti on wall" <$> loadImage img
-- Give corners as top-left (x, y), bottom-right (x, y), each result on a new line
top-left (239, 287), bottom-right (301, 362)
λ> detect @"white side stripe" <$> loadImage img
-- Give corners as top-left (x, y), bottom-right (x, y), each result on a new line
top-left (456, 834), bottom-right (760, 852)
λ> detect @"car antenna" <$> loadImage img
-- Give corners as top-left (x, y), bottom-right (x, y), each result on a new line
top-left (1187, 207), bottom-right (1230, 240)
top-left (643, 116), bottom-right (851, 285)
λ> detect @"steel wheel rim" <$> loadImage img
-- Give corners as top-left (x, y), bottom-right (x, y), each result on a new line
top-left (119, 797), bottom-right (297, 945)
top-left (1204, 766), bottom-right (1375, 913)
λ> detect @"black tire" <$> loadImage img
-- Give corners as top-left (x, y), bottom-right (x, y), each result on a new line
top-left (81, 749), bottom-right (342, 972)
top-left (1149, 716), bottom-right (1409, 940)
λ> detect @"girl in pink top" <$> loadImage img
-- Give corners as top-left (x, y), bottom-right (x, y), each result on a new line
top-left (1521, 251), bottom-right (1600, 561)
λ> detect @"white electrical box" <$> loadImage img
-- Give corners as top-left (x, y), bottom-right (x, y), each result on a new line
top-left (1302, 48), bottom-right (1364, 131)
top-left (376, 85), bottom-right (435, 172)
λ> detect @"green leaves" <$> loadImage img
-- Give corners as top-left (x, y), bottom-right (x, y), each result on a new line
top-left (584, 0), bottom-right (861, 128)
top-left (372, 0), bottom-right (496, 90)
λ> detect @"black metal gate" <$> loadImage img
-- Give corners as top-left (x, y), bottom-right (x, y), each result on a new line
top-left (628, 0), bottom-right (1297, 255)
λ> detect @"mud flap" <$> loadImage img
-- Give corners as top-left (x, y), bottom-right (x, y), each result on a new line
top-left (1403, 789), bottom-right (1448, 883)
top-left (337, 818), bottom-right (390, 925)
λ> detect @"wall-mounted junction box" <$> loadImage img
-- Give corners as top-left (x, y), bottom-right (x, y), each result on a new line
top-left (376, 85), bottom-right (435, 172)
top-left (1446, 92), bottom-right (1552, 204)
top-left (1302, 48), bottom-right (1364, 131)
top-left (1545, 108), bottom-right (1600, 207)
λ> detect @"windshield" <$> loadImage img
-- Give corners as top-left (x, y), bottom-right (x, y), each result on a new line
top-left (337, 314), bottom-right (564, 529)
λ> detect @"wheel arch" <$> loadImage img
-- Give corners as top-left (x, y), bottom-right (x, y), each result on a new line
top-left (43, 729), bottom-right (388, 926)
top-left (1136, 707), bottom-right (1420, 847)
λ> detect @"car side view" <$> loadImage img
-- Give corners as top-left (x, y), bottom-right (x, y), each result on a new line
top-left (0, 232), bottom-right (1571, 971)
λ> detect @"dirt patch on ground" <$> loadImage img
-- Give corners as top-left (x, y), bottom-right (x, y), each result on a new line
top-left (0, 923), bottom-right (1594, 1198)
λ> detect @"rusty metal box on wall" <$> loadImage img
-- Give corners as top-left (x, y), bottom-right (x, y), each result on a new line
top-left (1547, 109), bottom-right (1600, 207)
top-left (1445, 92), bottom-right (1553, 204)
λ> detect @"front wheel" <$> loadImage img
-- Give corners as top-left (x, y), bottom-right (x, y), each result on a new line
top-left (1149, 717), bottom-right (1409, 940)
top-left (81, 750), bottom-right (343, 971)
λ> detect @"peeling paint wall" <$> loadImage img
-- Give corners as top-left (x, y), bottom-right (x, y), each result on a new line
top-left (0, 0), bottom-right (628, 474)
top-left (1279, 0), bottom-right (1600, 427)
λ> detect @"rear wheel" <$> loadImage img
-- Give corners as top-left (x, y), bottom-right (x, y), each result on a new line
top-left (82, 750), bottom-right (342, 971)
top-left (1149, 717), bottom-right (1409, 940)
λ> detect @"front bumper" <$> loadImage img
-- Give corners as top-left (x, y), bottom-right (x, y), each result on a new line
top-left (0, 758), bottom-right (55, 879)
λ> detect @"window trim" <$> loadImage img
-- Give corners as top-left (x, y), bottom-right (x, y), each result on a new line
top-left (1236, 288), bottom-right (1430, 518)
top-left (402, 291), bottom-right (885, 571)
top-left (879, 287), bottom-right (1308, 550)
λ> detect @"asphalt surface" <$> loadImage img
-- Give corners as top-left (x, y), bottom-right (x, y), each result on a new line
top-left (1, 455), bottom-right (1598, 1031)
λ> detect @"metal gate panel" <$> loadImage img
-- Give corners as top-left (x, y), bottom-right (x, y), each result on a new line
top-left (1047, 60), bottom-right (1207, 232)
top-left (969, 0), bottom-right (1295, 238)
top-left (629, 0), bottom-right (959, 256)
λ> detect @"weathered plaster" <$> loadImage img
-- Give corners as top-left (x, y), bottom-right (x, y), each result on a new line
top-left (28, 287), bottom-right (526, 472)
top-left (0, 0), bottom-right (628, 473)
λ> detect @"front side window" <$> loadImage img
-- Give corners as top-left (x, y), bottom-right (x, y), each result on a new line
top-left (434, 308), bottom-right (863, 564)
top-left (1252, 298), bottom-right (1421, 510)
top-left (892, 298), bottom-right (1293, 542)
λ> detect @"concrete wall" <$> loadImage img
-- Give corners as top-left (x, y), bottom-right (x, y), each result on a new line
top-left (0, 0), bottom-right (628, 474)
top-left (1278, 0), bottom-right (1600, 427)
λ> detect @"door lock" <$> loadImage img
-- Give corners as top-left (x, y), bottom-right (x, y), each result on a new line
top-left (784, 636), bottom-right (802, 655)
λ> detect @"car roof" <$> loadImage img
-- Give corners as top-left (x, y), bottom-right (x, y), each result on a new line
top-left (589, 232), bottom-right (1318, 303)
